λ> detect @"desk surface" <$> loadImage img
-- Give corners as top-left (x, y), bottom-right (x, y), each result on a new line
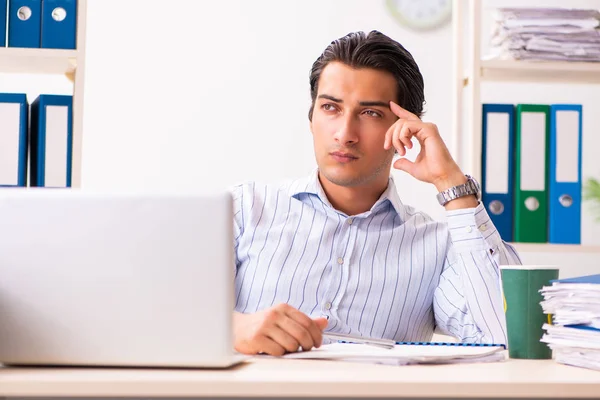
top-left (0, 357), bottom-right (599, 398)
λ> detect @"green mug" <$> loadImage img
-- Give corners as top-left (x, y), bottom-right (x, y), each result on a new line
top-left (500, 265), bottom-right (559, 359)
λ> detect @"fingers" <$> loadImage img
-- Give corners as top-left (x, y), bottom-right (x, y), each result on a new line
top-left (277, 316), bottom-right (316, 351)
top-left (313, 317), bottom-right (329, 330)
top-left (395, 123), bottom-right (413, 156)
top-left (390, 120), bottom-right (417, 156)
top-left (385, 102), bottom-right (425, 154)
top-left (267, 324), bottom-right (302, 353)
top-left (390, 101), bottom-right (419, 121)
top-left (385, 120), bottom-right (412, 152)
top-left (393, 157), bottom-right (416, 175)
top-left (284, 306), bottom-right (325, 348)
top-left (234, 304), bottom-right (327, 356)
top-left (254, 335), bottom-right (287, 356)
top-left (384, 120), bottom-right (399, 150)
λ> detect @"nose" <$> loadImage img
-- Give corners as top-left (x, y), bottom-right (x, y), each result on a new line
top-left (333, 113), bottom-right (359, 146)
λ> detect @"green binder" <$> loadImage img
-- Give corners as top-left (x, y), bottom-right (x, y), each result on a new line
top-left (514, 104), bottom-right (550, 243)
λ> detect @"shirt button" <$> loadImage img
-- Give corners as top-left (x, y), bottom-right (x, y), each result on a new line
top-left (337, 257), bottom-right (344, 265)
top-left (479, 223), bottom-right (487, 232)
top-left (347, 218), bottom-right (353, 225)
top-left (325, 302), bottom-right (332, 310)
top-left (466, 226), bottom-right (473, 233)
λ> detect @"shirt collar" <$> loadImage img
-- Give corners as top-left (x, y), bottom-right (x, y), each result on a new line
top-left (288, 169), bottom-right (406, 220)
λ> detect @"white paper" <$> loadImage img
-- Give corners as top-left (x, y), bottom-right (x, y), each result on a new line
top-left (488, 7), bottom-right (600, 62)
top-left (276, 343), bottom-right (505, 365)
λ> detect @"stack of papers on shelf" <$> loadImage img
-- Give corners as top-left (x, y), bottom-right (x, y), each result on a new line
top-left (489, 8), bottom-right (600, 62)
top-left (278, 342), bottom-right (506, 366)
top-left (540, 274), bottom-right (600, 371)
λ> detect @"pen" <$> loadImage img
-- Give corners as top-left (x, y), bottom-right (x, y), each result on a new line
top-left (323, 332), bottom-right (396, 349)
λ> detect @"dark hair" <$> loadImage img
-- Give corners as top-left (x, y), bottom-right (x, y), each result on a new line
top-left (308, 30), bottom-right (425, 121)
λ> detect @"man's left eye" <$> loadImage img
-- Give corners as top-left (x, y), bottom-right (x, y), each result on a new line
top-left (364, 110), bottom-right (382, 118)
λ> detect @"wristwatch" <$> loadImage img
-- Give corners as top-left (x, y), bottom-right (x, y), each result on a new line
top-left (436, 174), bottom-right (481, 206)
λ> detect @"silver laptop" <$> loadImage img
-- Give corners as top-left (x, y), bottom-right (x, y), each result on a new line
top-left (0, 188), bottom-right (245, 368)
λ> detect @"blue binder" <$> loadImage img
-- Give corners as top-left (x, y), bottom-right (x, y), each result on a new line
top-left (30, 94), bottom-right (73, 188)
top-left (481, 104), bottom-right (515, 242)
top-left (549, 104), bottom-right (582, 244)
top-left (0, 0), bottom-right (7, 46)
top-left (41, 0), bottom-right (77, 49)
top-left (8, 0), bottom-right (41, 48)
top-left (0, 93), bottom-right (28, 187)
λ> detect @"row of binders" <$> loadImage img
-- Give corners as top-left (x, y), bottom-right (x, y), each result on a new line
top-left (0, 93), bottom-right (73, 188)
top-left (0, 0), bottom-right (76, 49)
top-left (481, 103), bottom-right (582, 244)
top-left (541, 274), bottom-right (600, 371)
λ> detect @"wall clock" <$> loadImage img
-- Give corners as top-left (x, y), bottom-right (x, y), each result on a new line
top-left (386, 0), bottom-right (452, 31)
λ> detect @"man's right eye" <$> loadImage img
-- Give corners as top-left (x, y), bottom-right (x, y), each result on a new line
top-left (321, 103), bottom-right (336, 112)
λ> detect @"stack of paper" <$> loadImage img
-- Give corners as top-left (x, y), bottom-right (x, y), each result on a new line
top-left (279, 342), bottom-right (506, 366)
top-left (489, 8), bottom-right (600, 62)
top-left (540, 274), bottom-right (600, 371)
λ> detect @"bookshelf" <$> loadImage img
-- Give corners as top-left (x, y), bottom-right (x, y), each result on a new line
top-left (0, 48), bottom-right (76, 74)
top-left (480, 59), bottom-right (600, 83)
top-left (452, 0), bottom-right (600, 253)
top-left (0, 0), bottom-right (87, 188)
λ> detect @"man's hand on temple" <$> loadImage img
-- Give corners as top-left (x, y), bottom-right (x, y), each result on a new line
top-left (384, 101), bottom-right (464, 190)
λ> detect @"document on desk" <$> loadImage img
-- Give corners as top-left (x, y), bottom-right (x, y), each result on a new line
top-left (281, 343), bottom-right (506, 366)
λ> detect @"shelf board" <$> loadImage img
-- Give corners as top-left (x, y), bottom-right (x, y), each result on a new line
top-left (479, 59), bottom-right (600, 84)
top-left (510, 242), bottom-right (600, 254)
top-left (0, 47), bottom-right (77, 75)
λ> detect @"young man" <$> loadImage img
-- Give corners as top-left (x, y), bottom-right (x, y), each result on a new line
top-left (232, 30), bottom-right (521, 356)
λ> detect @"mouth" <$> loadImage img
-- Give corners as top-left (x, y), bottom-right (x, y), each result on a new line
top-left (330, 151), bottom-right (359, 163)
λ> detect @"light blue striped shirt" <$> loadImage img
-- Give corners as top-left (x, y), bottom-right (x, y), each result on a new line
top-left (233, 171), bottom-right (522, 344)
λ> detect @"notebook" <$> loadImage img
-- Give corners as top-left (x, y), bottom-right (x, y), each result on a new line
top-left (281, 342), bottom-right (506, 365)
top-left (278, 332), bottom-right (506, 365)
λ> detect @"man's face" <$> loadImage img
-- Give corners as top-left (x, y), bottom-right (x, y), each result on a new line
top-left (310, 62), bottom-right (398, 188)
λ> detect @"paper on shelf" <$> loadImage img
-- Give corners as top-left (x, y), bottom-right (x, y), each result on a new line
top-left (488, 7), bottom-right (600, 62)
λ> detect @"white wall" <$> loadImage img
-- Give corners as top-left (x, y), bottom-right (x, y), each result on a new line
top-left (80, 0), bottom-right (451, 221)
top-left (80, 0), bottom-right (600, 277)
top-left (5, 0), bottom-right (598, 277)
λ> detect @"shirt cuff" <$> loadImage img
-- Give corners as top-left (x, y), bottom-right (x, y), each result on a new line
top-left (446, 203), bottom-right (503, 251)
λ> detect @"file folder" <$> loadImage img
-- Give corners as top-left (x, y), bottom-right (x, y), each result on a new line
top-left (0, 93), bottom-right (28, 187)
top-left (514, 104), bottom-right (550, 243)
top-left (30, 94), bottom-right (73, 188)
top-left (8, 0), bottom-right (41, 48)
top-left (482, 104), bottom-right (515, 242)
top-left (41, 0), bottom-right (76, 49)
top-left (0, 0), bottom-right (7, 46)
top-left (549, 104), bottom-right (582, 244)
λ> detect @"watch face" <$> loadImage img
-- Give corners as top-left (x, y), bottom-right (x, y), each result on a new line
top-left (466, 175), bottom-right (482, 200)
top-left (385, 0), bottom-right (452, 31)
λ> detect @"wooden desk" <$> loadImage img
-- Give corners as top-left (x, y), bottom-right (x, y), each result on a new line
top-left (0, 357), bottom-right (599, 398)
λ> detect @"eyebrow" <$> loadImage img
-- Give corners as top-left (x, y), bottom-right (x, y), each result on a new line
top-left (318, 94), bottom-right (390, 109)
